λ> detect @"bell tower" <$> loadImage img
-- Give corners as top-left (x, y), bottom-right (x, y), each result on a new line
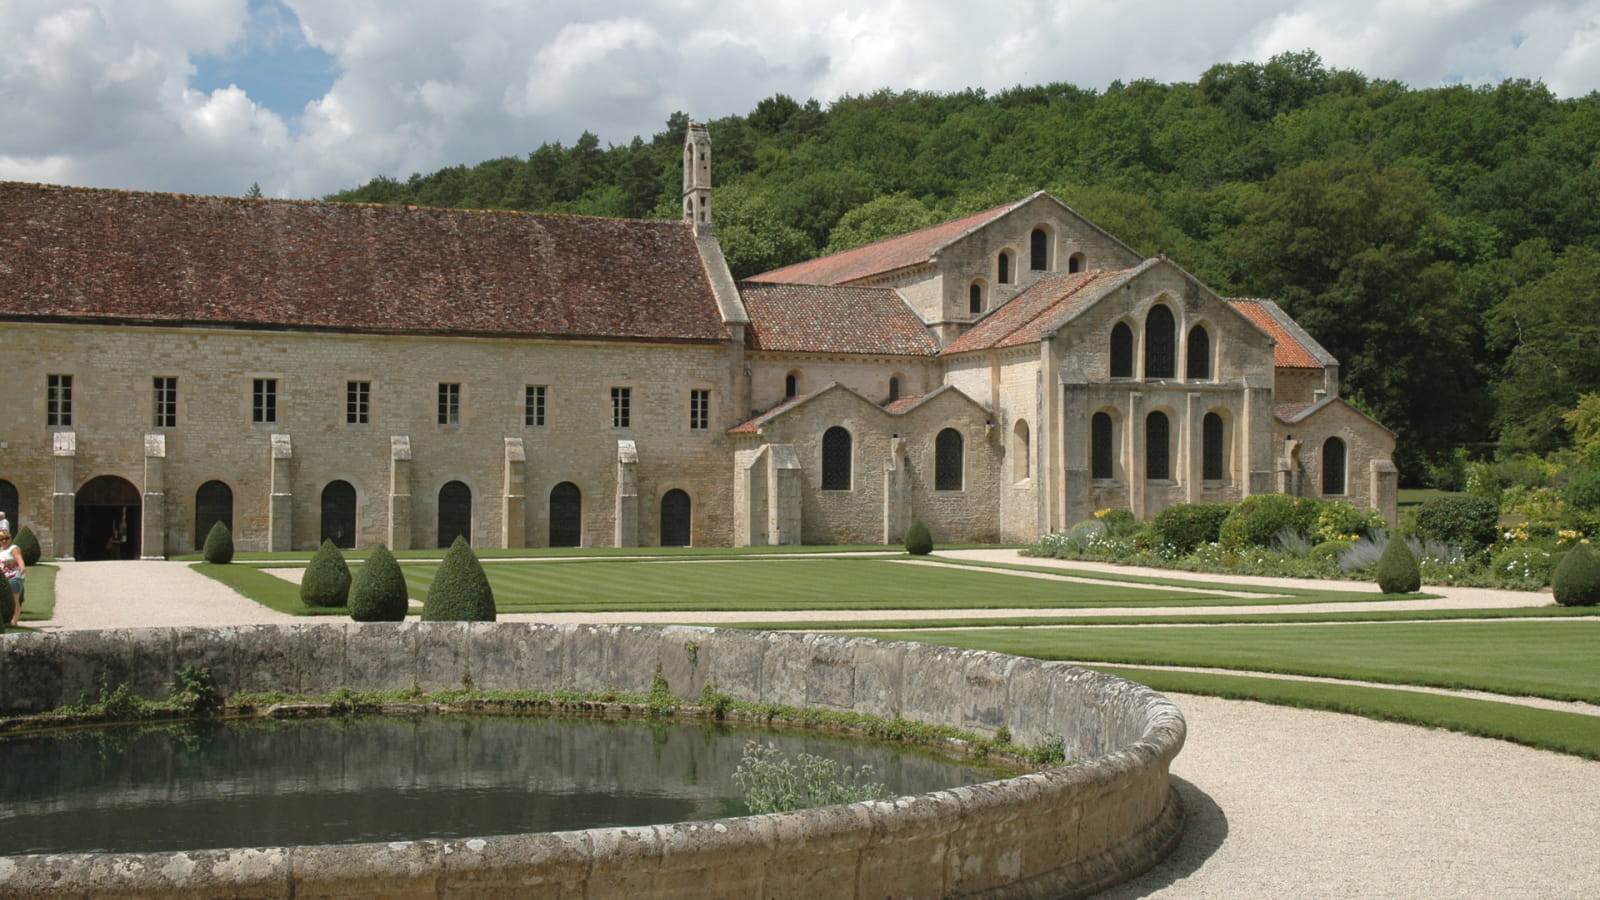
top-left (682, 121), bottom-right (712, 234)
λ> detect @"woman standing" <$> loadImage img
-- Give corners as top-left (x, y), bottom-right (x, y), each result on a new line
top-left (1, 530), bottom-right (25, 626)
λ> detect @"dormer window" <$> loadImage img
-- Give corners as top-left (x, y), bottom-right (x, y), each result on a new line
top-left (998, 251), bottom-right (1013, 285)
top-left (969, 281), bottom-right (984, 314)
top-left (1030, 228), bottom-right (1048, 270)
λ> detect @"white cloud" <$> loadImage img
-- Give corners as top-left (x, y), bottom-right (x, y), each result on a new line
top-left (0, 0), bottom-right (1597, 198)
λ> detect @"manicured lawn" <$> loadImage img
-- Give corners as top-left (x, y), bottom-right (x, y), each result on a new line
top-left (5, 564), bottom-right (55, 628)
top-left (851, 620), bottom-right (1600, 704)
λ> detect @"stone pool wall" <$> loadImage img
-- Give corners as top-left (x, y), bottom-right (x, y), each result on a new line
top-left (0, 623), bottom-right (1185, 898)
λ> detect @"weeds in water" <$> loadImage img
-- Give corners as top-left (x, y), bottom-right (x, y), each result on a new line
top-left (732, 740), bottom-right (891, 814)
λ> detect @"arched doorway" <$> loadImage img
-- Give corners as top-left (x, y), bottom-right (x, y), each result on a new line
top-left (549, 482), bottom-right (582, 547)
top-left (321, 481), bottom-right (357, 549)
top-left (0, 480), bottom-right (17, 535)
top-left (438, 481), bottom-right (472, 548)
top-left (660, 489), bottom-right (691, 546)
top-left (193, 481), bottom-right (233, 551)
top-left (76, 475), bottom-right (141, 560)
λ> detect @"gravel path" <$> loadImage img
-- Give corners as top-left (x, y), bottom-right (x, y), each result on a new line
top-left (33, 556), bottom-right (1600, 897)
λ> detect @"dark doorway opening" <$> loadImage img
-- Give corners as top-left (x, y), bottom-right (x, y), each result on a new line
top-left (660, 489), bottom-right (691, 546)
top-left (76, 475), bottom-right (141, 560)
top-left (549, 482), bottom-right (582, 547)
top-left (321, 481), bottom-right (357, 549)
top-left (438, 481), bottom-right (472, 548)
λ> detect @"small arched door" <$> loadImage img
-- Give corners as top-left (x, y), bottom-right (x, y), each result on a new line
top-left (194, 481), bottom-right (233, 551)
top-left (660, 489), bottom-right (691, 547)
top-left (76, 475), bottom-right (141, 560)
top-left (549, 482), bottom-right (582, 547)
top-left (0, 480), bottom-right (17, 538)
top-left (320, 481), bottom-right (357, 549)
top-left (438, 481), bottom-right (472, 547)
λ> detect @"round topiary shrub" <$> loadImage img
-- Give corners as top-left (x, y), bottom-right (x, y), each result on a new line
top-left (1414, 495), bottom-right (1500, 551)
top-left (1551, 542), bottom-right (1600, 606)
top-left (1375, 537), bottom-right (1421, 594)
top-left (1152, 503), bottom-right (1234, 554)
top-left (421, 536), bottom-right (496, 622)
top-left (300, 539), bottom-right (352, 608)
top-left (202, 521), bottom-right (234, 564)
top-left (904, 519), bottom-right (933, 555)
top-left (1565, 472), bottom-right (1600, 512)
top-left (349, 543), bottom-right (410, 622)
top-left (13, 527), bottom-right (40, 567)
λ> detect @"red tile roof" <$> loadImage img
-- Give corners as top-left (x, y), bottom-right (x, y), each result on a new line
top-left (739, 281), bottom-right (939, 356)
top-left (747, 202), bottom-right (1019, 285)
top-left (728, 390), bottom-right (814, 435)
top-left (941, 268), bottom-right (1130, 355)
top-left (0, 182), bottom-right (730, 342)
top-left (1230, 300), bottom-right (1324, 369)
top-left (881, 394), bottom-right (926, 414)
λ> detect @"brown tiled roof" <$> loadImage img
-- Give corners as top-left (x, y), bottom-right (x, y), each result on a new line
top-left (1275, 403), bottom-right (1312, 421)
top-left (941, 268), bottom-right (1130, 355)
top-left (0, 182), bottom-right (729, 342)
top-left (728, 390), bottom-right (814, 435)
top-left (738, 281), bottom-right (939, 356)
top-left (747, 202), bottom-right (1019, 285)
top-left (881, 394), bottom-right (925, 414)
top-left (1230, 300), bottom-right (1324, 369)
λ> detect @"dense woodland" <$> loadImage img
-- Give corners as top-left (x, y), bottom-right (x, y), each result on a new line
top-left (330, 52), bottom-right (1600, 486)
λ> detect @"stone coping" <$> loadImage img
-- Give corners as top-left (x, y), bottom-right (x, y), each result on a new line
top-left (0, 623), bottom-right (1185, 898)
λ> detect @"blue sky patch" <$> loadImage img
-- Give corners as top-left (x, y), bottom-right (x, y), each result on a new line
top-left (192, 0), bottom-right (337, 129)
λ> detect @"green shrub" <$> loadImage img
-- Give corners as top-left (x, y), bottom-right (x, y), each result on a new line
top-left (904, 519), bottom-right (933, 555)
top-left (1414, 496), bottom-right (1500, 550)
top-left (201, 521), bottom-right (234, 564)
top-left (1375, 537), bottom-right (1422, 594)
top-left (13, 527), bottom-right (40, 566)
top-left (1489, 539), bottom-right (1559, 589)
top-left (421, 536), bottom-right (496, 621)
top-left (1313, 503), bottom-right (1385, 542)
top-left (1565, 472), bottom-right (1600, 512)
top-left (349, 544), bottom-right (410, 622)
top-left (1095, 508), bottom-right (1141, 538)
top-left (1551, 542), bottom-right (1600, 606)
top-left (1218, 494), bottom-right (1318, 549)
top-left (1310, 539), bottom-right (1353, 562)
top-left (300, 539), bottom-right (352, 608)
top-left (1151, 503), bottom-right (1234, 554)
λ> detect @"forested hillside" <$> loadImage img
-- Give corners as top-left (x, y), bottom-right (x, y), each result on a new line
top-left (329, 52), bottom-right (1600, 483)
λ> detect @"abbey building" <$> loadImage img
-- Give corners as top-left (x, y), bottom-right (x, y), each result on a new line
top-left (0, 123), bottom-right (1395, 558)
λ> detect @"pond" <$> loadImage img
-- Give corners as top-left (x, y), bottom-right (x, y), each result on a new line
top-left (0, 714), bottom-right (1005, 855)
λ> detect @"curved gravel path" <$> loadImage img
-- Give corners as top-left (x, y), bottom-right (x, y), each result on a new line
top-left (33, 557), bottom-right (1600, 898)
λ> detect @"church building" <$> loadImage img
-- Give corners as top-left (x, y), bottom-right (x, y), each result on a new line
top-left (0, 123), bottom-right (1395, 558)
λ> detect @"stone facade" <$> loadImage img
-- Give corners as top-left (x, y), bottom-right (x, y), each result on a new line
top-left (0, 124), bottom-right (1395, 557)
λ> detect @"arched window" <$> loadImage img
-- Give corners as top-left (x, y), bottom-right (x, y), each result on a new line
top-left (193, 480), bottom-right (233, 551)
top-left (998, 251), bottom-right (1013, 285)
top-left (1145, 305), bottom-right (1175, 379)
top-left (1203, 413), bottom-right (1226, 481)
top-left (1323, 437), bottom-right (1347, 495)
top-left (1091, 412), bottom-right (1114, 480)
top-left (1013, 420), bottom-right (1031, 482)
top-left (935, 428), bottom-right (964, 491)
top-left (1110, 323), bottom-right (1134, 378)
top-left (1030, 228), bottom-right (1048, 270)
top-left (660, 489), bottom-right (691, 546)
top-left (1146, 412), bottom-right (1171, 480)
top-left (549, 482), bottom-right (582, 547)
top-left (888, 377), bottom-right (900, 403)
top-left (969, 282), bottom-right (983, 314)
top-left (784, 372), bottom-right (798, 398)
top-left (821, 426), bottom-right (852, 490)
top-left (1068, 253), bottom-right (1085, 274)
top-left (320, 480), bottom-right (357, 549)
top-left (438, 480), bottom-right (472, 547)
top-left (1187, 325), bottom-right (1211, 380)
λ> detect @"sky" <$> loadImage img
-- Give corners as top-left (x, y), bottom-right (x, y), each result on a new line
top-left (3, 0), bottom-right (1598, 200)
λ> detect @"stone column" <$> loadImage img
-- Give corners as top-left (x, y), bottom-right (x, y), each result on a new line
top-left (389, 436), bottom-right (412, 550)
top-left (1061, 384), bottom-right (1093, 530)
top-left (615, 440), bottom-right (638, 548)
top-left (1185, 392), bottom-right (1204, 503)
top-left (1371, 459), bottom-right (1399, 526)
top-left (503, 437), bottom-right (526, 549)
top-left (269, 434), bottom-right (294, 552)
top-left (141, 434), bottom-right (167, 559)
top-left (1126, 392), bottom-right (1146, 519)
top-left (882, 436), bottom-right (908, 544)
top-left (50, 432), bottom-right (76, 560)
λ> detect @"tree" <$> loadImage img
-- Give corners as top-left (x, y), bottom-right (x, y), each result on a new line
top-left (244, 182), bottom-right (263, 199)
top-left (421, 536), bottom-right (496, 621)
top-left (1487, 247), bottom-right (1600, 454)
top-left (349, 544), bottom-right (410, 622)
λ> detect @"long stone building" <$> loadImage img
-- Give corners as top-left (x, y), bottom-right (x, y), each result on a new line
top-left (0, 124), bottom-right (1394, 559)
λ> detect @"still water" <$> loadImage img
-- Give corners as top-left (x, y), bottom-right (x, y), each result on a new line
top-left (0, 715), bottom-right (1001, 855)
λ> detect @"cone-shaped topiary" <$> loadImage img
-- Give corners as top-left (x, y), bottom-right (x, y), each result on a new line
top-left (421, 536), bottom-right (496, 621)
top-left (202, 521), bottom-right (234, 564)
top-left (1551, 542), bottom-right (1600, 607)
top-left (300, 539), bottom-right (352, 608)
top-left (904, 519), bottom-right (933, 556)
top-left (1375, 537), bottom-right (1421, 594)
top-left (349, 543), bottom-right (410, 621)
top-left (13, 527), bottom-right (40, 567)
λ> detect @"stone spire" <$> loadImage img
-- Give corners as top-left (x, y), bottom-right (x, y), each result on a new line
top-left (682, 121), bottom-right (712, 234)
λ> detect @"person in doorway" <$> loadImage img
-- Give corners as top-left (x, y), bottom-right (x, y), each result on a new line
top-left (0, 511), bottom-right (11, 535)
top-left (0, 530), bottom-right (25, 626)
